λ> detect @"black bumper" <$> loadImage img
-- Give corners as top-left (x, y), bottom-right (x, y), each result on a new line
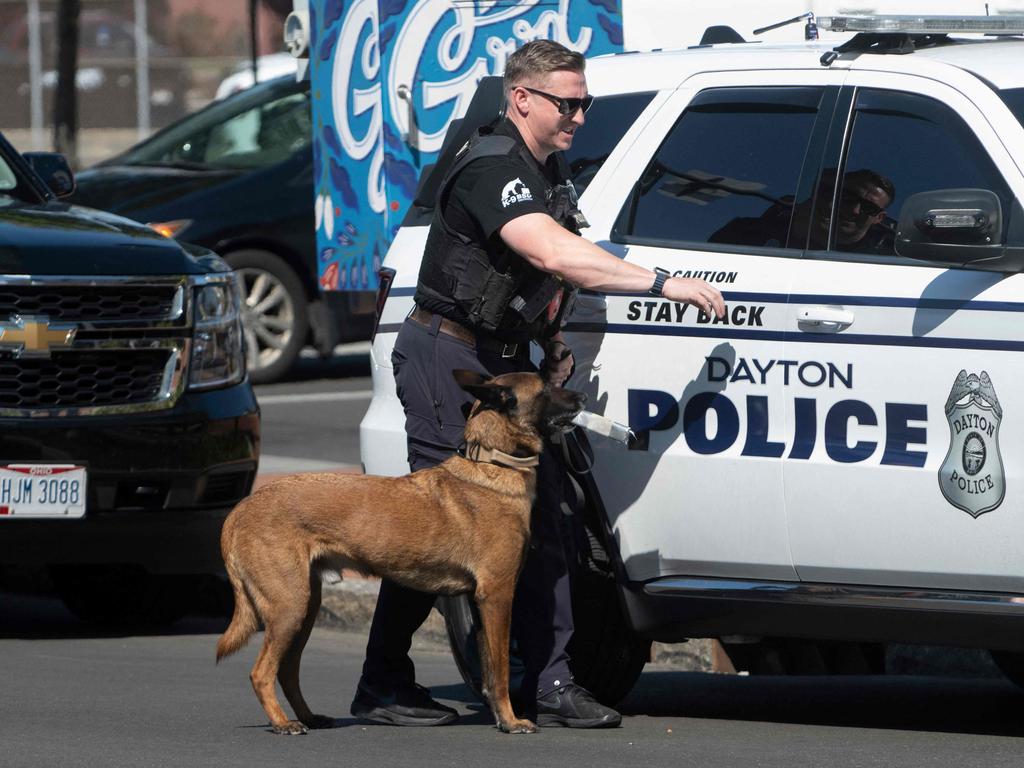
top-left (0, 381), bottom-right (259, 573)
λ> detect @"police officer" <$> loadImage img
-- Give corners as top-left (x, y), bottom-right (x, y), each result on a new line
top-left (350, 39), bottom-right (726, 729)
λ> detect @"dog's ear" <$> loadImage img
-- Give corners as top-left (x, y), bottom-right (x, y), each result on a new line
top-left (452, 369), bottom-right (488, 389)
top-left (453, 369), bottom-right (516, 411)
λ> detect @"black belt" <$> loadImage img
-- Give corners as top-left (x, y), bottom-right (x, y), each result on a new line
top-left (409, 307), bottom-right (526, 359)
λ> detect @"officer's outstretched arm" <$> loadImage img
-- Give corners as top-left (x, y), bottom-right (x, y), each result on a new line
top-left (500, 212), bottom-right (725, 319)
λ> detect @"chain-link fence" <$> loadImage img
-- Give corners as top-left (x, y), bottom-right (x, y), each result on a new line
top-left (0, 0), bottom-right (286, 167)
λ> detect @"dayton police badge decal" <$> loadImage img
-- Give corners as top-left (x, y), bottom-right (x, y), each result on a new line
top-left (939, 370), bottom-right (1005, 518)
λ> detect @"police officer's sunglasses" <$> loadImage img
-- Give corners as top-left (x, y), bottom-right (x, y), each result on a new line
top-left (840, 189), bottom-right (885, 217)
top-left (521, 87), bottom-right (594, 116)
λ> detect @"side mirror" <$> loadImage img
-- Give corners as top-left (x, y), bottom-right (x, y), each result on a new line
top-left (23, 152), bottom-right (76, 198)
top-left (894, 188), bottom-right (1016, 268)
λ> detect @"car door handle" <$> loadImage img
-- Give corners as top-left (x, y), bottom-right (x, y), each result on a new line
top-left (573, 294), bottom-right (607, 315)
top-left (396, 84), bottom-right (419, 146)
top-left (797, 306), bottom-right (854, 332)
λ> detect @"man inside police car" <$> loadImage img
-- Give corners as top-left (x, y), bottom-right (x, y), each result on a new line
top-left (351, 39), bottom-right (726, 729)
top-left (711, 168), bottom-right (895, 254)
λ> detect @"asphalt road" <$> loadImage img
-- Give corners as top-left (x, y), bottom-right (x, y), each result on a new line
top-left (2, 589), bottom-right (1024, 768)
top-left (253, 345), bottom-right (372, 475)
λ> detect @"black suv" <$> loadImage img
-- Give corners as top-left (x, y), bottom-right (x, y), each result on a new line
top-left (0, 132), bottom-right (259, 625)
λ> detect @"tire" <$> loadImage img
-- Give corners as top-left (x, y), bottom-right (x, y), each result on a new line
top-left (48, 564), bottom-right (192, 629)
top-left (568, 524), bottom-right (651, 705)
top-left (225, 249), bottom-right (309, 385)
top-left (441, 523), bottom-right (650, 708)
top-left (440, 594), bottom-right (526, 701)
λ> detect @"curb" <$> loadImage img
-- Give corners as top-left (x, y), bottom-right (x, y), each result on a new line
top-left (317, 578), bottom-right (451, 646)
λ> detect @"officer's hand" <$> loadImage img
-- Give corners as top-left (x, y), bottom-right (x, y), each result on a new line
top-left (663, 277), bottom-right (726, 319)
top-left (542, 339), bottom-right (574, 387)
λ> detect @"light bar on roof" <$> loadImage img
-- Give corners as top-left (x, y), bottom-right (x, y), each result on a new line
top-left (819, 15), bottom-right (1024, 34)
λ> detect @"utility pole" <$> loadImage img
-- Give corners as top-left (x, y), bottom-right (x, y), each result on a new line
top-left (53, 0), bottom-right (81, 166)
top-left (250, 0), bottom-right (259, 86)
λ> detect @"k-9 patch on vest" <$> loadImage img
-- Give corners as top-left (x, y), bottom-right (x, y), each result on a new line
top-left (939, 369), bottom-right (1005, 518)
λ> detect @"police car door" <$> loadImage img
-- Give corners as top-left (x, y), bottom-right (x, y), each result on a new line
top-left (783, 70), bottom-right (1024, 591)
top-left (565, 68), bottom-right (842, 584)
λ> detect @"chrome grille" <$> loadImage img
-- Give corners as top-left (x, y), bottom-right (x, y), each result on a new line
top-left (0, 349), bottom-right (172, 408)
top-left (0, 283), bottom-right (181, 323)
top-left (0, 277), bottom-right (195, 416)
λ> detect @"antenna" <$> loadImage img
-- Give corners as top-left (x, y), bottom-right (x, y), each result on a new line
top-left (753, 12), bottom-right (819, 40)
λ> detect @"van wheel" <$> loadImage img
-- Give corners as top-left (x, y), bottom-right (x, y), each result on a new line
top-left (225, 249), bottom-right (309, 384)
top-left (49, 565), bottom-right (190, 629)
top-left (441, 529), bottom-right (649, 708)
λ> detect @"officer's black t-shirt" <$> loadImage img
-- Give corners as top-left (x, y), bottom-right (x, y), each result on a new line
top-left (443, 119), bottom-right (561, 248)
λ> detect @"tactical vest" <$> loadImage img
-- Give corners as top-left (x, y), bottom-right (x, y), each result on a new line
top-left (414, 127), bottom-right (585, 341)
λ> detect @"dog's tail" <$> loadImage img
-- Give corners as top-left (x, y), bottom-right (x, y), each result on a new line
top-left (215, 553), bottom-right (260, 663)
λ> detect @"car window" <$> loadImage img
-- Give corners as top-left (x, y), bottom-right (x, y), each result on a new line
top-left (116, 80), bottom-right (311, 170)
top-left (203, 91), bottom-right (311, 168)
top-left (612, 87), bottom-right (825, 249)
top-left (817, 88), bottom-right (1016, 258)
top-left (0, 155), bottom-right (16, 191)
top-left (0, 138), bottom-right (43, 203)
top-left (998, 87), bottom-right (1024, 130)
top-left (562, 91), bottom-right (654, 196)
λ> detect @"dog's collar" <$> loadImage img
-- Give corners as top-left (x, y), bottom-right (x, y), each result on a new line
top-left (463, 442), bottom-right (540, 469)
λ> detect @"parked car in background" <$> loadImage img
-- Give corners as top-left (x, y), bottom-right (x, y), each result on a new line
top-left (0, 129), bottom-right (259, 627)
top-left (71, 75), bottom-right (374, 383)
top-left (215, 52), bottom-right (298, 100)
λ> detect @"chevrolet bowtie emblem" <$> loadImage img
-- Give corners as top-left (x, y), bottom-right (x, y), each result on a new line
top-left (0, 314), bottom-right (78, 358)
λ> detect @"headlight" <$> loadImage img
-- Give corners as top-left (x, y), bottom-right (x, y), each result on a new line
top-left (188, 276), bottom-right (245, 390)
top-left (147, 219), bottom-right (192, 239)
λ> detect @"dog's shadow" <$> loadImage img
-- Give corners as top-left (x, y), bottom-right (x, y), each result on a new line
top-left (240, 682), bottom-right (494, 732)
top-left (243, 712), bottom-right (496, 733)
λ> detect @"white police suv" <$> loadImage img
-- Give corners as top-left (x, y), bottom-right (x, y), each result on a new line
top-left (362, 15), bottom-right (1024, 702)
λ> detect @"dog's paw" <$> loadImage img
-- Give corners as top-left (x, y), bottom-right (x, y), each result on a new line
top-left (499, 717), bottom-right (538, 734)
top-left (271, 720), bottom-right (309, 735)
top-left (304, 714), bottom-right (337, 730)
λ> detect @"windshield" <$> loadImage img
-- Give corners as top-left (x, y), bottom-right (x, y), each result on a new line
top-left (0, 154), bottom-right (16, 192)
top-left (0, 135), bottom-right (42, 204)
top-left (1000, 87), bottom-right (1024, 130)
top-left (114, 77), bottom-right (311, 171)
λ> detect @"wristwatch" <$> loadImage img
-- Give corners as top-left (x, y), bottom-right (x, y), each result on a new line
top-left (648, 267), bottom-right (670, 297)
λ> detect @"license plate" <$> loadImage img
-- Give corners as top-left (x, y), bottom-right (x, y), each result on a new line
top-left (0, 464), bottom-right (87, 519)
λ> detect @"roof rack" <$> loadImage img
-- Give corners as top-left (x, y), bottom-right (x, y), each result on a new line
top-left (831, 32), bottom-right (951, 56)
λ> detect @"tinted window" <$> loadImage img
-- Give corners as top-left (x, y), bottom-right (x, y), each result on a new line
top-left (203, 91), bottom-right (311, 167)
top-left (117, 79), bottom-right (311, 170)
top-left (822, 88), bottom-right (1015, 256)
top-left (562, 92), bottom-right (654, 196)
top-left (999, 87), bottom-right (1024, 130)
top-left (0, 138), bottom-right (43, 203)
top-left (613, 87), bottom-right (823, 249)
top-left (0, 155), bottom-right (16, 191)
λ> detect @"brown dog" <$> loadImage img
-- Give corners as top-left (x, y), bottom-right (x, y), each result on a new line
top-left (216, 369), bottom-right (586, 735)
